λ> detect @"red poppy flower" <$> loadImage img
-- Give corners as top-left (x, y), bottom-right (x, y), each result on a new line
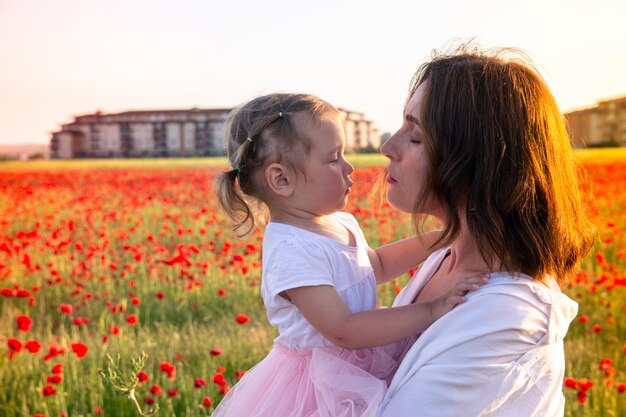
top-left (16, 315), bottom-right (32, 332)
top-left (202, 396), bottom-right (212, 407)
top-left (60, 304), bottom-right (73, 316)
top-left (1, 288), bottom-right (13, 297)
top-left (137, 371), bottom-right (149, 383)
top-left (212, 372), bottom-right (226, 387)
top-left (46, 375), bottom-right (63, 384)
top-left (144, 397), bottom-right (155, 405)
top-left (235, 314), bottom-right (249, 324)
top-left (109, 325), bottom-right (120, 335)
top-left (7, 338), bottom-right (22, 359)
top-left (150, 384), bottom-right (162, 396)
top-left (44, 345), bottom-right (65, 361)
top-left (167, 389), bottom-right (178, 397)
top-left (16, 289), bottom-right (30, 298)
top-left (42, 385), bottom-right (57, 397)
top-left (71, 342), bottom-right (88, 358)
top-left (618, 383), bottom-right (626, 393)
top-left (155, 291), bottom-right (164, 299)
top-left (194, 378), bottom-right (207, 389)
top-left (126, 314), bottom-right (137, 325)
top-left (210, 348), bottom-right (222, 356)
top-left (52, 363), bottom-right (64, 374)
top-left (159, 362), bottom-right (176, 380)
top-left (25, 340), bottom-right (41, 353)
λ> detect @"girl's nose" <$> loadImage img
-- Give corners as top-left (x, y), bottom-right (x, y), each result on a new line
top-left (345, 160), bottom-right (354, 175)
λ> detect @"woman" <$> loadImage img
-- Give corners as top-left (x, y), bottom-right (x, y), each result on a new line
top-left (377, 45), bottom-right (595, 416)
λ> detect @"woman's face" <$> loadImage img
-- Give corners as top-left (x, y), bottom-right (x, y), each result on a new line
top-left (380, 82), bottom-right (438, 215)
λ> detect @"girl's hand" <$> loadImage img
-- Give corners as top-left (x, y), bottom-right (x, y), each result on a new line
top-left (429, 274), bottom-right (489, 324)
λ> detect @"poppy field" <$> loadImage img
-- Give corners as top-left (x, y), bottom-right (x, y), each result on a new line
top-left (1, 151), bottom-right (626, 417)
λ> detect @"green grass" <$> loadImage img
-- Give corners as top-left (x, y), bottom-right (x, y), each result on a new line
top-left (1, 148), bottom-right (626, 416)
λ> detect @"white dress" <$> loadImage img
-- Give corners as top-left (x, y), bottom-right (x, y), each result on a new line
top-left (211, 212), bottom-right (398, 417)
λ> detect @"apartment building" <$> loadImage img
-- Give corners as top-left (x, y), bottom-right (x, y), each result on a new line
top-left (565, 95), bottom-right (626, 148)
top-left (50, 107), bottom-right (381, 158)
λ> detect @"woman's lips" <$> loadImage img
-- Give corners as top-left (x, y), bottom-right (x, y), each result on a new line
top-left (386, 175), bottom-right (397, 184)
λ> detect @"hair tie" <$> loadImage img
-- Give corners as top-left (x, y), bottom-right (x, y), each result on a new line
top-left (233, 167), bottom-right (241, 173)
top-left (278, 112), bottom-right (283, 118)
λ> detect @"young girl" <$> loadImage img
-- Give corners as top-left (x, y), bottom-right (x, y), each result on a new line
top-left (213, 93), bottom-right (486, 417)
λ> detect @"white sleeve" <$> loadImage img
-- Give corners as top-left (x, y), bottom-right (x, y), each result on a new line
top-left (264, 238), bottom-right (334, 299)
top-left (379, 289), bottom-right (554, 417)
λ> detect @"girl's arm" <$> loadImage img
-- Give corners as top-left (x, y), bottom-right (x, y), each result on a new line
top-left (285, 274), bottom-right (486, 350)
top-left (368, 231), bottom-right (442, 284)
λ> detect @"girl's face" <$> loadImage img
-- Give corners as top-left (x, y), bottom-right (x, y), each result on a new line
top-left (291, 113), bottom-right (354, 215)
top-left (380, 82), bottom-right (438, 216)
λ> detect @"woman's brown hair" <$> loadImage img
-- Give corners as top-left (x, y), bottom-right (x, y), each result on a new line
top-left (410, 44), bottom-right (595, 282)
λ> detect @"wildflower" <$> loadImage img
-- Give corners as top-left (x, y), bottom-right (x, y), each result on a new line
top-left (126, 314), bottom-right (138, 325)
top-left (593, 324), bottom-right (602, 333)
top-left (202, 396), bottom-right (212, 407)
top-left (212, 372), bottom-right (227, 387)
top-left (60, 304), bottom-right (73, 315)
top-left (44, 344), bottom-right (65, 361)
top-left (1, 288), bottom-right (13, 297)
top-left (25, 340), bottom-right (41, 353)
top-left (618, 383), bottom-right (626, 393)
top-left (16, 315), bottom-right (32, 331)
top-left (42, 385), bottom-right (57, 397)
top-left (150, 384), bottom-right (163, 396)
top-left (46, 375), bottom-right (63, 384)
top-left (71, 342), bottom-right (88, 358)
top-left (167, 389), bottom-right (178, 397)
top-left (194, 378), bottom-right (207, 389)
top-left (144, 397), bottom-right (155, 405)
top-left (7, 338), bottom-right (22, 359)
top-left (210, 348), bottom-right (223, 356)
top-left (236, 314), bottom-right (249, 324)
top-left (578, 315), bottom-right (589, 323)
top-left (159, 361), bottom-right (176, 380)
top-left (137, 371), bottom-right (149, 383)
top-left (52, 363), bottom-right (64, 374)
top-left (155, 291), bottom-right (164, 299)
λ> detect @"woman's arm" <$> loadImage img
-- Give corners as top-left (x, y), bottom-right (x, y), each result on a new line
top-left (368, 231), bottom-right (442, 284)
top-left (285, 275), bottom-right (485, 350)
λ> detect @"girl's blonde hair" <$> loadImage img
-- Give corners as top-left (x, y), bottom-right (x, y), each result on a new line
top-left (216, 93), bottom-right (340, 236)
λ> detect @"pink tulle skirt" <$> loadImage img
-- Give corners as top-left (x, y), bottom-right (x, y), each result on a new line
top-left (211, 343), bottom-right (399, 417)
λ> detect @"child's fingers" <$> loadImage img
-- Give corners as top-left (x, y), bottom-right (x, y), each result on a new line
top-left (444, 295), bottom-right (467, 307)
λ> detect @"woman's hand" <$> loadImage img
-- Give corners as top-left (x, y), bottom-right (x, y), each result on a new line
top-left (429, 274), bottom-right (489, 323)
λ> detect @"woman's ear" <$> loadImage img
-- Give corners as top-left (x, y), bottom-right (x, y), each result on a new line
top-left (264, 163), bottom-right (295, 197)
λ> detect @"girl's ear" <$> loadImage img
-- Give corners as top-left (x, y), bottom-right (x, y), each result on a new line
top-left (264, 163), bottom-right (295, 197)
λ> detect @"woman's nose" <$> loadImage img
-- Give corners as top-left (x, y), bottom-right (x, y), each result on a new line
top-left (380, 132), bottom-right (397, 160)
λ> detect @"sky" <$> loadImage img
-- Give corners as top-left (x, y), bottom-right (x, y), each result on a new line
top-left (1, 0), bottom-right (626, 146)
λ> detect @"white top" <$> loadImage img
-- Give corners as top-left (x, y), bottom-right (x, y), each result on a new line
top-left (261, 212), bottom-right (377, 349)
top-left (378, 248), bottom-right (578, 417)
